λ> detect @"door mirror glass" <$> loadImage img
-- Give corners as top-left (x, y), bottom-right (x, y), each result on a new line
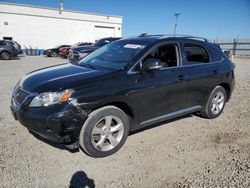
top-left (141, 58), bottom-right (162, 71)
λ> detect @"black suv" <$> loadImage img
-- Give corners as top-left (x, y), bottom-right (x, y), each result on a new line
top-left (10, 35), bottom-right (235, 157)
top-left (0, 40), bottom-right (18, 60)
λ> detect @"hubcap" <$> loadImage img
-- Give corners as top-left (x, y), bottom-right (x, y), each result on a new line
top-left (91, 115), bottom-right (124, 151)
top-left (2, 52), bottom-right (9, 60)
top-left (211, 91), bottom-right (225, 115)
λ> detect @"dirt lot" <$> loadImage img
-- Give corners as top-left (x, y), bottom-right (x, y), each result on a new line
top-left (0, 56), bottom-right (249, 188)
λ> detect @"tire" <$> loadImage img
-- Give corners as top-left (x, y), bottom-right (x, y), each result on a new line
top-left (0, 51), bottom-right (10, 60)
top-left (51, 51), bottom-right (57, 57)
top-left (201, 86), bottom-right (226, 119)
top-left (79, 106), bottom-right (129, 158)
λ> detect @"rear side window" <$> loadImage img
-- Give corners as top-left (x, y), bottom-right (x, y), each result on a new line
top-left (184, 44), bottom-right (210, 64)
top-left (212, 50), bottom-right (223, 62)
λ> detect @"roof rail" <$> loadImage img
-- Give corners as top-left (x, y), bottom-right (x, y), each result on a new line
top-left (137, 33), bottom-right (210, 42)
top-left (139, 33), bottom-right (165, 37)
top-left (160, 34), bottom-right (210, 42)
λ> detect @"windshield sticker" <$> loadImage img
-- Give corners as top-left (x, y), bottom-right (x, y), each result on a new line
top-left (124, 44), bottom-right (145, 49)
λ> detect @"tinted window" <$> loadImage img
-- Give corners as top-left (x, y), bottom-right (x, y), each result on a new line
top-left (94, 39), bottom-right (111, 47)
top-left (142, 44), bottom-right (178, 68)
top-left (212, 50), bottom-right (223, 62)
top-left (184, 44), bottom-right (210, 63)
top-left (0, 41), bottom-right (6, 46)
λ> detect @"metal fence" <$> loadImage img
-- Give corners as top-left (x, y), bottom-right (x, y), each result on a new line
top-left (214, 38), bottom-right (250, 56)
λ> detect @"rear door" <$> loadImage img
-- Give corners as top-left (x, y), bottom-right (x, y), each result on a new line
top-left (181, 42), bottom-right (221, 107)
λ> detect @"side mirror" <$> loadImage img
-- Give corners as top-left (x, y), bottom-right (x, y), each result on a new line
top-left (141, 58), bottom-right (162, 71)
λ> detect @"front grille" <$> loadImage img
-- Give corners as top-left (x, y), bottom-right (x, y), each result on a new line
top-left (14, 86), bottom-right (29, 105)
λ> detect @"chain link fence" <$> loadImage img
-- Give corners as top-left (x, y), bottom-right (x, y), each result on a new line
top-left (214, 38), bottom-right (250, 56)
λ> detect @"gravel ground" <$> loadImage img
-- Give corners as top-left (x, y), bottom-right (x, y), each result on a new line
top-left (0, 56), bottom-right (249, 188)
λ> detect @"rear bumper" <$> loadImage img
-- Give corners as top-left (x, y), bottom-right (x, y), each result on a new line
top-left (228, 75), bottom-right (235, 101)
top-left (10, 100), bottom-right (88, 147)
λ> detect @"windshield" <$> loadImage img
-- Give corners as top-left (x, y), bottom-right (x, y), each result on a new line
top-left (93, 39), bottom-right (113, 47)
top-left (78, 40), bottom-right (146, 70)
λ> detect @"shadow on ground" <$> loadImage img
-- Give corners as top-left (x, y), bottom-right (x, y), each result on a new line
top-left (69, 171), bottom-right (95, 188)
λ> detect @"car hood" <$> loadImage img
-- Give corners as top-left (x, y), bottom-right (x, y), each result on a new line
top-left (73, 45), bottom-right (98, 52)
top-left (19, 63), bottom-right (110, 93)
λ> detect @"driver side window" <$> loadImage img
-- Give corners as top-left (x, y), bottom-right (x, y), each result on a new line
top-left (142, 44), bottom-right (178, 68)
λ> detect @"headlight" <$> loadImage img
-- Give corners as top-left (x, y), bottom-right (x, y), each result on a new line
top-left (79, 53), bottom-right (88, 58)
top-left (29, 89), bottom-right (74, 107)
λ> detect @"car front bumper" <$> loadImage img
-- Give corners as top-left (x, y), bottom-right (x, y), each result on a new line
top-left (10, 97), bottom-right (88, 149)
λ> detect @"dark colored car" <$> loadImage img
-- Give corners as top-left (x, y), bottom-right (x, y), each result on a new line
top-left (43, 45), bottom-right (71, 57)
top-left (223, 50), bottom-right (231, 58)
top-left (68, 37), bottom-right (120, 62)
top-left (59, 42), bottom-right (92, 59)
top-left (10, 35), bottom-right (235, 158)
top-left (0, 40), bottom-right (19, 60)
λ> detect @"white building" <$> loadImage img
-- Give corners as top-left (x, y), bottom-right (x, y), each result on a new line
top-left (0, 2), bottom-right (122, 49)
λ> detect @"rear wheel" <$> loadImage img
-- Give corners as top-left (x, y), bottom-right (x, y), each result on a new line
top-left (51, 51), bottom-right (57, 57)
top-left (79, 106), bottom-right (129, 158)
top-left (0, 51), bottom-right (10, 60)
top-left (201, 86), bottom-right (226, 119)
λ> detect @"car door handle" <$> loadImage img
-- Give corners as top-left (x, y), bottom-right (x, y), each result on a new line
top-left (178, 75), bottom-right (185, 81)
top-left (213, 70), bottom-right (218, 75)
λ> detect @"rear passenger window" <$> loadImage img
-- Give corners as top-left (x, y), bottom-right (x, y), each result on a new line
top-left (211, 50), bottom-right (223, 62)
top-left (184, 44), bottom-right (210, 63)
top-left (0, 41), bottom-right (6, 46)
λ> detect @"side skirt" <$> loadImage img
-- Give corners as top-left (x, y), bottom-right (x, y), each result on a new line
top-left (132, 105), bottom-right (202, 131)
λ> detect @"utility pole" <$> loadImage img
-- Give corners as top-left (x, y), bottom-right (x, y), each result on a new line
top-left (59, 0), bottom-right (64, 14)
top-left (173, 13), bottom-right (181, 36)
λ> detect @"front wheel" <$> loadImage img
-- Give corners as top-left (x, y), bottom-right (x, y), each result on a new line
top-left (0, 51), bottom-right (10, 60)
top-left (201, 86), bottom-right (226, 119)
top-left (51, 51), bottom-right (57, 57)
top-left (79, 106), bottom-right (129, 158)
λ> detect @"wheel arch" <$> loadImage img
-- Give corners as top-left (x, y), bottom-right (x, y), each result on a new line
top-left (101, 101), bottom-right (134, 119)
top-left (0, 50), bottom-right (10, 54)
top-left (219, 83), bottom-right (231, 102)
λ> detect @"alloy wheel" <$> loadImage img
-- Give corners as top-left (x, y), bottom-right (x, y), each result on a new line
top-left (1, 52), bottom-right (10, 60)
top-left (211, 91), bottom-right (225, 115)
top-left (91, 115), bottom-right (124, 151)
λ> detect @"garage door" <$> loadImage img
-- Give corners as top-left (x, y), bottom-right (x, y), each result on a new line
top-left (94, 25), bottom-right (115, 40)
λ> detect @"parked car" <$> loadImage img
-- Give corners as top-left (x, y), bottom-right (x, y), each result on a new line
top-left (59, 42), bottom-right (92, 59)
top-left (43, 45), bottom-right (71, 57)
top-left (223, 50), bottom-right (231, 58)
top-left (0, 40), bottom-right (18, 60)
top-left (10, 35), bottom-right (235, 158)
top-left (8, 40), bottom-right (22, 54)
top-left (68, 37), bottom-right (120, 62)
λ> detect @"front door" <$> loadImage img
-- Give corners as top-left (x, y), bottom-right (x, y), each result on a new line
top-left (130, 43), bottom-right (187, 124)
